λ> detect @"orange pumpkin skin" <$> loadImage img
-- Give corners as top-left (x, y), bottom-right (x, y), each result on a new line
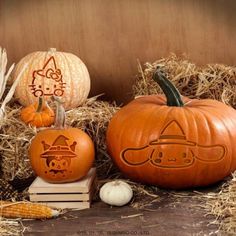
top-left (20, 99), bottom-right (54, 127)
top-left (107, 81), bottom-right (236, 189)
top-left (29, 127), bottom-right (95, 183)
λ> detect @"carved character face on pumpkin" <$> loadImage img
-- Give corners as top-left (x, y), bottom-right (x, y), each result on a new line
top-left (41, 135), bottom-right (77, 178)
top-left (29, 56), bottom-right (66, 97)
top-left (121, 120), bottom-right (226, 169)
top-left (48, 157), bottom-right (70, 170)
top-left (149, 144), bottom-right (194, 168)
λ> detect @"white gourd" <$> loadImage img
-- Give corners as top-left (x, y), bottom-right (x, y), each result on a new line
top-left (99, 180), bottom-right (133, 206)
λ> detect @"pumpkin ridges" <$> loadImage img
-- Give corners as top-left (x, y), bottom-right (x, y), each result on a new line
top-left (67, 54), bottom-right (90, 108)
top-left (13, 49), bottom-right (90, 109)
top-left (99, 180), bottom-right (133, 206)
top-left (29, 127), bottom-right (95, 183)
top-left (69, 54), bottom-right (91, 108)
top-left (25, 52), bottom-right (43, 106)
top-left (37, 113), bottom-right (44, 127)
top-left (29, 96), bottom-right (94, 183)
top-left (107, 91), bottom-right (236, 188)
top-left (61, 52), bottom-right (73, 109)
top-left (197, 103), bottom-right (235, 173)
top-left (12, 52), bottom-right (34, 85)
top-left (21, 109), bottom-right (35, 124)
top-left (20, 98), bottom-right (54, 128)
top-left (79, 63), bottom-right (91, 106)
top-left (108, 101), bottom-right (171, 174)
top-left (179, 107), bottom-right (211, 186)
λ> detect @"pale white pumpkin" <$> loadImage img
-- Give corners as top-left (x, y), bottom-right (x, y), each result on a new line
top-left (99, 180), bottom-right (133, 206)
top-left (12, 48), bottom-right (90, 110)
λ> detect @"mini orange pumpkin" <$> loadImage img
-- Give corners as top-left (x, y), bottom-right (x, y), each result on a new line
top-left (29, 96), bottom-right (95, 183)
top-left (106, 69), bottom-right (236, 189)
top-left (20, 97), bottom-right (54, 127)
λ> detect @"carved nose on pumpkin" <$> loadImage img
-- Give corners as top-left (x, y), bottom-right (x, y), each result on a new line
top-left (121, 145), bottom-right (153, 166)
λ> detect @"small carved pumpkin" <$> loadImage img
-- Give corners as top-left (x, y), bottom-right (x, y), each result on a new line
top-left (29, 96), bottom-right (95, 183)
top-left (20, 97), bottom-right (54, 127)
top-left (12, 48), bottom-right (90, 110)
top-left (106, 69), bottom-right (236, 189)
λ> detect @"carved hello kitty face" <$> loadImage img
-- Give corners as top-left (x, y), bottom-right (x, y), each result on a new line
top-left (29, 80), bottom-right (66, 97)
top-left (29, 56), bottom-right (66, 97)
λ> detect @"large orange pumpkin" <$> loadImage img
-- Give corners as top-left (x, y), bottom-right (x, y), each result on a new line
top-left (12, 48), bottom-right (90, 110)
top-left (29, 96), bottom-right (95, 183)
top-left (106, 69), bottom-right (236, 189)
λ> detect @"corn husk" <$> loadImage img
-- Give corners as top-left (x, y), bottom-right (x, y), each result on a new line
top-left (0, 201), bottom-right (59, 219)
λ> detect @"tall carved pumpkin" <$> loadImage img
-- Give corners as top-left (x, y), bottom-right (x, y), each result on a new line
top-left (29, 96), bottom-right (95, 183)
top-left (106, 69), bottom-right (236, 189)
top-left (12, 48), bottom-right (90, 110)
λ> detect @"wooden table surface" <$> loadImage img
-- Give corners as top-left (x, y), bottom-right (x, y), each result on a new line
top-left (22, 191), bottom-right (219, 236)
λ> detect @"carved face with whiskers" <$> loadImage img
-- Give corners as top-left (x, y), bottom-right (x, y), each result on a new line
top-left (29, 56), bottom-right (66, 97)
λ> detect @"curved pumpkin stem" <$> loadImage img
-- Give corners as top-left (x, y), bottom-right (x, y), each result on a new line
top-left (152, 68), bottom-right (184, 107)
top-left (36, 97), bottom-right (43, 113)
top-left (51, 96), bottom-right (65, 129)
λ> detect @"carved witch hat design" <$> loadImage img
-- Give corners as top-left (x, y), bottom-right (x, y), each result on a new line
top-left (41, 135), bottom-right (77, 158)
top-left (149, 120), bottom-right (196, 146)
top-left (121, 120), bottom-right (226, 167)
top-left (33, 56), bottom-right (62, 82)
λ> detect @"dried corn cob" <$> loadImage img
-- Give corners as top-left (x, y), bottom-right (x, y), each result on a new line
top-left (0, 201), bottom-right (59, 219)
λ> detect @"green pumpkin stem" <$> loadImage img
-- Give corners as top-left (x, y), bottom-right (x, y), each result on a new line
top-left (51, 96), bottom-right (65, 129)
top-left (36, 96), bottom-right (43, 112)
top-left (152, 69), bottom-right (184, 107)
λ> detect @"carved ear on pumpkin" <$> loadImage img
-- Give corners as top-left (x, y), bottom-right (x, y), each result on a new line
top-left (121, 145), bottom-right (152, 166)
top-left (34, 69), bottom-right (45, 77)
top-left (121, 143), bottom-right (226, 166)
top-left (192, 144), bottom-right (226, 162)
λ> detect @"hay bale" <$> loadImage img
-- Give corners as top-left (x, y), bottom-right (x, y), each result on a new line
top-left (0, 218), bottom-right (24, 236)
top-left (0, 96), bottom-right (120, 181)
top-left (202, 173), bottom-right (236, 234)
top-left (133, 54), bottom-right (236, 108)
